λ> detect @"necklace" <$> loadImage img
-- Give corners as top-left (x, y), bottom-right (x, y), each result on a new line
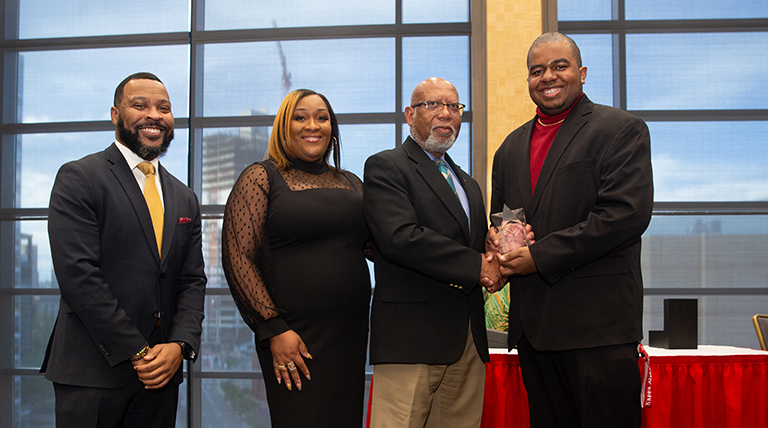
top-left (537, 117), bottom-right (565, 127)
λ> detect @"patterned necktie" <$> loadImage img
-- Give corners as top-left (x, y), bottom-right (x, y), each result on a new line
top-left (434, 159), bottom-right (457, 194)
top-left (137, 161), bottom-right (163, 256)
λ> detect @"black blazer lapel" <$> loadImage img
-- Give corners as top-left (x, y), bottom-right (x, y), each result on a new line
top-left (158, 165), bottom-right (177, 267)
top-left (105, 144), bottom-right (161, 263)
top-left (403, 138), bottom-right (470, 241)
top-left (514, 120), bottom-right (536, 217)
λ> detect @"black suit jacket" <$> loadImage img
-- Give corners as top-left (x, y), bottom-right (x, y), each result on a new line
top-left (491, 96), bottom-right (653, 352)
top-left (41, 142), bottom-right (206, 388)
top-left (364, 137), bottom-right (490, 365)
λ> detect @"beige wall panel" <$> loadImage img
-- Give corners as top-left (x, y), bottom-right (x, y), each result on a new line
top-left (484, 0), bottom-right (542, 194)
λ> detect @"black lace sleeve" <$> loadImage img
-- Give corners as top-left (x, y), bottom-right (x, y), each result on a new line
top-left (222, 163), bottom-right (286, 338)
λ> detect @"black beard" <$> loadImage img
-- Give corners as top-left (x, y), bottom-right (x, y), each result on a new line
top-left (117, 117), bottom-right (173, 160)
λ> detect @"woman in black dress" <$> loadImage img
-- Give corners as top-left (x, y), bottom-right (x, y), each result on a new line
top-left (222, 89), bottom-right (370, 427)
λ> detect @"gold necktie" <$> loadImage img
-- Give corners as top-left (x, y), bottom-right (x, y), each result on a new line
top-left (137, 161), bottom-right (163, 256)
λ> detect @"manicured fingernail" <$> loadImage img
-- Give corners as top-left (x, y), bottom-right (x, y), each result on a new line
top-left (287, 383), bottom-right (292, 391)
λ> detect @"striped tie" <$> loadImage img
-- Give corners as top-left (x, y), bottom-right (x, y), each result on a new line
top-left (137, 161), bottom-right (163, 256)
top-left (435, 159), bottom-right (457, 194)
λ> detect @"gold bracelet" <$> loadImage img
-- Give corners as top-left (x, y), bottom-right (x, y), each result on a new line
top-left (130, 345), bottom-right (150, 362)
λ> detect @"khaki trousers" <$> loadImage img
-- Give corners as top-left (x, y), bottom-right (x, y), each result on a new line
top-left (369, 325), bottom-right (486, 428)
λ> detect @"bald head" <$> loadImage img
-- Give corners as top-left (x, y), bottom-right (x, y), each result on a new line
top-left (527, 32), bottom-right (582, 68)
top-left (410, 77), bottom-right (459, 106)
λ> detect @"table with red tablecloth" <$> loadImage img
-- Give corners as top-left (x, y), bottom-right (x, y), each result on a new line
top-left (481, 345), bottom-right (768, 428)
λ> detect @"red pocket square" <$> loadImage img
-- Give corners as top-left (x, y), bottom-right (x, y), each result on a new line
top-left (178, 217), bottom-right (192, 224)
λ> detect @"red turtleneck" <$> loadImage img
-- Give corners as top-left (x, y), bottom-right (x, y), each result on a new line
top-left (529, 93), bottom-right (584, 194)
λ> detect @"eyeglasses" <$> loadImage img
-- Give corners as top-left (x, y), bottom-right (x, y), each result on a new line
top-left (411, 101), bottom-right (466, 117)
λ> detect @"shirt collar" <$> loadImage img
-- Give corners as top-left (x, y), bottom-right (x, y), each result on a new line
top-left (114, 141), bottom-right (159, 172)
top-left (421, 148), bottom-right (445, 163)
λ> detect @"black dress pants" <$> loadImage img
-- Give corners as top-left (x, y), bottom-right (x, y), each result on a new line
top-left (517, 335), bottom-right (642, 428)
top-left (53, 327), bottom-right (180, 428)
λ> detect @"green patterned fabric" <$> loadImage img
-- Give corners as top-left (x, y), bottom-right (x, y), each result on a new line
top-left (484, 287), bottom-right (509, 331)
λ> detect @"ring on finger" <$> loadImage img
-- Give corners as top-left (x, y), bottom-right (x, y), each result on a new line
top-left (277, 365), bottom-right (287, 370)
top-left (286, 362), bottom-right (296, 371)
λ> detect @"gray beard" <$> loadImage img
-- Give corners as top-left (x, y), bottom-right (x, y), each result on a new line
top-left (411, 125), bottom-right (456, 155)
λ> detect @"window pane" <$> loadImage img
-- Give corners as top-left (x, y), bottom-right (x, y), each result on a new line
top-left (15, 375), bottom-right (55, 427)
top-left (649, 121), bottom-right (768, 202)
top-left (403, 0), bottom-right (469, 23)
top-left (626, 33), bottom-right (768, 110)
top-left (15, 295), bottom-right (58, 368)
top-left (642, 215), bottom-right (768, 348)
top-left (339, 124), bottom-right (396, 180)
top-left (558, 0), bottom-right (613, 21)
top-left (642, 215), bottom-right (768, 289)
top-left (202, 39), bottom-right (395, 117)
top-left (16, 221), bottom-right (53, 288)
top-left (202, 127), bottom-right (270, 205)
top-left (204, 0), bottom-right (395, 30)
top-left (17, 131), bottom-right (189, 209)
top-left (200, 294), bottom-right (258, 372)
top-left (203, 219), bottom-right (228, 291)
top-left (16, 46), bottom-right (190, 124)
top-left (402, 36), bottom-right (470, 111)
top-left (568, 33), bottom-right (614, 107)
top-left (201, 378), bottom-right (271, 427)
top-left (626, 0), bottom-right (768, 20)
top-left (644, 296), bottom-right (767, 348)
top-left (17, 0), bottom-right (188, 39)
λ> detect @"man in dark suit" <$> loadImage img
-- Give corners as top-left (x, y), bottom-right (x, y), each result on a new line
top-left (41, 72), bottom-right (206, 428)
top-left (364, 77), bottom-right (503, 428)
top-left (490, 33), bottom-right (653, 428)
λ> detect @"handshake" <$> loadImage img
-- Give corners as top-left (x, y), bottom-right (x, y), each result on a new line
top-left (480, 207), bottom-right (537, 293)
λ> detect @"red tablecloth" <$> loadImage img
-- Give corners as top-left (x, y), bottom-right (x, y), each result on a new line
top-left (481, 346), bottom-right (768, 428)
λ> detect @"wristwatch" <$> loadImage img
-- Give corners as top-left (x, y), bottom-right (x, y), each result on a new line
top-left (175, 341), bottom-right (196, 360)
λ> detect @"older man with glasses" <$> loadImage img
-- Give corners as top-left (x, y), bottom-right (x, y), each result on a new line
top-left (363, 77), bottom-right (504, 428)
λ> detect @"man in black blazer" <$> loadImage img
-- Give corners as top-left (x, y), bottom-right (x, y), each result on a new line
top-left (491, 33), bottom-right (653, 428)
top-left (41, 72), bottom-right (206, 428)
top-left (364, 77), bottom-right (503, 428)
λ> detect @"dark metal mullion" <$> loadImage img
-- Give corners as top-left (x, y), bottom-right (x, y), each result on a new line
top-left (653, 201), bottom-right (768, 214)
top-left (0, 24), bottom-right (472, 53)
top-left (467, 0), bottom-right (478, 177)
top-left (559, 18), bottom-right (768, 34)
top-left (195, 22), bottom-right (471, 45)
top-left (632, 109), bottom-right (768, 122)
top-left (644, 288), bottom-right (768, 296)
top-left (0, 32), bottom-right (190, 52)
top-left (395, 0), bottom-right (403, 148)
top-left (187, 3), bottom-right (204, 428)
top-left (611, 0), bottom-right (627, 111)
top-left (1, 3), bottom-right (23, 425)
top-left (616, 32), bottom-right (626, 111)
